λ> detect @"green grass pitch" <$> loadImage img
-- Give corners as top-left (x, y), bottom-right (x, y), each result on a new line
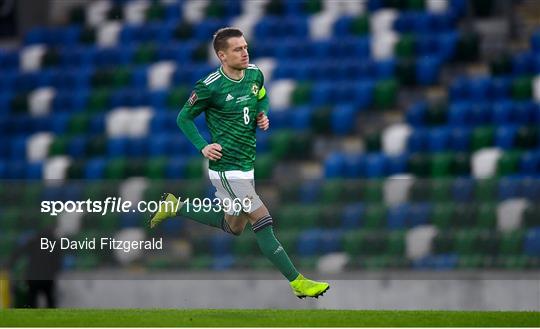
top-left (0, 309), bottom-right (538, 327)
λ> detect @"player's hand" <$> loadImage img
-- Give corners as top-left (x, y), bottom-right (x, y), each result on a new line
top-left (257, 112), bottom-right (269, 131)
top-left (202, 143), bottom-right (222, 161)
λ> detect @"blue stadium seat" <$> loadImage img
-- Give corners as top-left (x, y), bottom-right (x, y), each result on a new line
top-left (498, 177), bottom-right (522, 201)
top-left (437, 31), bottom-right (458, 60)
top-left (469, 102), bottom-right (490, 126)
top-left (387, 154), bottom-right (408, 175)
top-left (319, 230), bottom-right (343, 254)
top-left (26, 161), bottom-right (43, 179)
top-left (127, 138), bottom-right (148, 157)
top-left (0, 51), bottom-right (19, 70)
top-left (452, 178), bottom-right (474, 202)
top-left (290, 106), bottom-right (312, 131)
top-left (353, 79), bottom-right (374, 109)
top-left (523, 228), bottom-right (540, 256)
top-left (333, 16), bottom-right (354, 36)
top-left (428, 127), bottom-right (451, 152)
top-left (68, 136), bottom-right (87, 157)
top-left (408, 203), bottom-right (432, 227)
top-left (449, 77), bottom-right (468, 100)
top-left (512, 52), bottom-right (535, 75)
top-left (120, 213), bottom-right (141, 228)
top-left (297, 229), bottom-right (322, 256)
top-left (148, 133), bottom-right (169, 156)
top-left (448, 101), bottom-right (471, 126)
top-left (84, 158), bottom-right (106, 179)
top-left (331, 105), bottom-right (356, 135)
top-left (131, 66), bottom-right (149, 88)
top-left (107, 138), bottom-right (128, 157)
top-left (342, 203), bottom-right (364, 229)
top-left (514, 101), bottom-right (536, 125)
top-left (522, 179), bottom-right (540, 200)
top-left (298, 181), bottom-right (320, 204)
top-left (324, 153), bottom-right (346, 178)
top-left (166, 157), bottom-right (187, 178)
top-left (468, 77), bottom-right (491, 101)
top-left (492, 100), bottom-right (514, 125)
top-left (344, 154), bottom-right (365, 178)
top-left (416, 56), bottom-right (441, 85)
top-left (373, 59), bottom-right (395, 79)
top-left (10, 136), bottom-right (26, 160)
top-left (60, 45), bottom-right (97, 68)
top-left (532, 30), bottom-right (540, 53)
top-left (413, 254), bottom-right (458, 270)
top-left (211, 234), bottom-right (232, 257)
top-left (495, 125), bottom-right (517, 150)
top-left (365, 153), bottom-right (387, 178)
top-left (213, 255), bottom-right (235, 271)
top-left (491, 77), bottom-right (510, 100)
top-left (406, 102), bottom-right (427, 127)
top-left (387, 204), bottom-right (408, 230)
top-left (6, 161), bottom-right (24, 178)
top-left (450, 127), bottom-right (471, 151)
top-left (90, 113), bottom-right (106, 133)
top-left (520, 151), bottom-right (540, 175)
top-left (407, 128), bottom-right (428, 152)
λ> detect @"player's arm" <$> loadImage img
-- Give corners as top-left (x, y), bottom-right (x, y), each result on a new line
top-left (177, 83), bottom-right (222, 160)
top-left (256, 71), bottom-right (270, 131)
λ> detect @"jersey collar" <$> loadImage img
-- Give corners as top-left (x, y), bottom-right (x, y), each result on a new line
top-left (219, 66), bottom-right (245, 83)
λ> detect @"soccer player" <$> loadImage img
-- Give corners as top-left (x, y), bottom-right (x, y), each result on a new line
top-left (150, 27), bottom-right (329, 299)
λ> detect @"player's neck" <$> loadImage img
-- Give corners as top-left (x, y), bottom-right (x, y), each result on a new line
top-left (221, 65), bottom-right (244, 81)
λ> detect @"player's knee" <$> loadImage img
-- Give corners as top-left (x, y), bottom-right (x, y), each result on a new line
top-left (229, 223), bottom-right (245, 236)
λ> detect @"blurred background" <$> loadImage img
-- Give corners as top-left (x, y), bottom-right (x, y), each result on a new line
top-left (0, 0), bottom-right (539, 310)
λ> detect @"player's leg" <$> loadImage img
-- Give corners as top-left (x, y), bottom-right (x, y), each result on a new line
top-left (245, 204), bottom-right (329, 298)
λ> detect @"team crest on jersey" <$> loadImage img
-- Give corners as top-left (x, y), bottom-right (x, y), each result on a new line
top-left (251, 84), bottom-right (259, 96)
top-left (188, 91), bottom-right (198, 105)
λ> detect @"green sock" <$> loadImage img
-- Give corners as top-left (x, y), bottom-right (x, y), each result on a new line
top-left (252, 215), bottom-right (300, 282)
top-left (177, 202), bottom-right (234, 234)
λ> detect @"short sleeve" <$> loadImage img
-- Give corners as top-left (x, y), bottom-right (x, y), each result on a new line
top-left (181, 81), bottom-right (211, 118)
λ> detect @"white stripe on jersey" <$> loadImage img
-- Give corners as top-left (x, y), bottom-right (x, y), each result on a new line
top-left (204, 74), bottom-right (221, 85)
top-left (203, 72), bottom-right (220, 83)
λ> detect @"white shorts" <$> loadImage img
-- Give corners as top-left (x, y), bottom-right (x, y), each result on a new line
top-left (208, 169), bottom-right (263, 216)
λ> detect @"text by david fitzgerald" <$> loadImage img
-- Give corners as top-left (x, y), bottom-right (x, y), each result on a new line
top-left (41, 237), bottom-right (162, 253)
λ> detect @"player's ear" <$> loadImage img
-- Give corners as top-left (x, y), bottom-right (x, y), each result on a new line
top-left (217, 50), bottom-right (226, 62)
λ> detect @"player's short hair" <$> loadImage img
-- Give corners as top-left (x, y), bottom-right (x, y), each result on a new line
top-left (213, 27), bottom-right (244, 53)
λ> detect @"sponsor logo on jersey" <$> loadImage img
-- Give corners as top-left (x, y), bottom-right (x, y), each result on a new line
top-left (226, 94), bottom-right (234, 101)
top-left (235, 95), bottom-right (251, 103)
top-left (188, 91), bottom-right (198, 105)
top-left (251, 84), bottom-right (259, 96)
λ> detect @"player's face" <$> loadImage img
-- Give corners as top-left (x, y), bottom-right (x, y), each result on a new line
top-left (219, 36), bottom-right (249, 70)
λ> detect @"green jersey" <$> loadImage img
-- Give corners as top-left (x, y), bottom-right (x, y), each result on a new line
top-left (177, 64), bottom-right (269, 172)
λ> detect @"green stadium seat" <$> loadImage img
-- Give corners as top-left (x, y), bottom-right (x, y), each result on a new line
top-left (350, 15), bottom-right (370, 35)
top-left (395, 34), bottom-right (415, 58)
top-left (364, 204), bottom-right (385, 229)
top-left (48, 136), bottom-right (68, 156)
top-left (343, 231), bottom-right (362, 256)
top-left (500, 255), bottom-right (528, 269)
top-left (184, 158), bottom-right (203, 179)
top-left (432, 231), bottom-right (454, 253)
top-left (290, 132), bottom-right (313, 159)
top-left (174, 22), bottom-right (194, 40)
top-left (79, 28), bottom-right (96, 44)
top-left (396, 58), bottom-right (415, 85)
top-left (304, 0), bottom-right (323, 14)
top-left (458, 255), bottom-right (483, 269)
top-left (426, 103), bottom-right (448, 125)
top-left (471, 126), bottom-right (495, 151)
top-left (254, 154), bottom-right (275, 180)
top-left (87, 89), bottom-right (110, 111)
top-left (298, 256), bottom-right (318, 271)
top-left (363, 180), bottom-right (383, 202)
top-left (477, 202), bottom-right (496, 229)
top-left (407, 0), bottom-right (425, 9)
top-left (490, 53), bottom-right (512, 75)
top-left (192, 43), bottom-right (208, 62)
top-left (364, 131), bottom-right (381, 152)
top-left (145, 3), bottom-right (165, 21)
top-left (431, 179), bottom-right (452, 202)
top-left (496, 151), bottom-right (521, 176)
top-left (291, 83), bottom-right (312, 106)
top-left (455, 32), bottom-right (479, 62)
top-left (127, 159), bottom-right (147, 177)
top-left (499, 230), bottom-right (524, 255)
top-left (453, 204), bottom-right (478, 227)
top-left (167, 86), bottom-right (190, 108)
top-left (134, 43), bottom-right (157, 64)
top-left (189, 256), bottom-right (213, 269)
top-left (432, 202), bottom-right (453, 229)
top-left (277, 205), bottom-right (316, 230)
top-left (431, 153), bottom-right (453, 177)
top-left (11, 93), bottom-right (28, 113)
top-left (311, 107), bottom-right (332, 133)
top-left (146, 157), bottom-right (167, 179)
top-left (143, 181), bottom-right (166, 202)
top-left (409, 180), bottom-right (431, 202)
top-left (511, 77), bottom-right (532, 100)
top-left (316, 205), bottom-right (342, 228)
top-left (451, 153), bottom-right (471, 175)
top-left (475, 178), bottom-right (497, 202)
top-left (69, 6), bottom-right (85, 24)
top-left (386, 231), bottom-right (405, 256)
top-left (276, 230), bottom-right (299, 257)
top-left (320, 180), bottom-right (345, 203)
top-left (374, 79), bottom-right (398, 109)
top-left (408, 153), bottom-right (431, 177)
top-left (515, 127), bottom-right (538, 149)
top-left (105, 158), bottom-right (128, 179)
top-left (42, 49), bottom-right (60, 67)
top-left (68, 113), bottom-right (90, 134)
top-left (205, 1), bottom-right (225, 17)
top-left (455, 230), bottom-right (479, 255)
top-left (67, 160), bottom-right (85, 179)
top-left (269, 130), bottom-right (294, 160)
top-left (523, 205), bottom-right (540, 227)
top-left (342, 181), bottom-right (363, 202)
